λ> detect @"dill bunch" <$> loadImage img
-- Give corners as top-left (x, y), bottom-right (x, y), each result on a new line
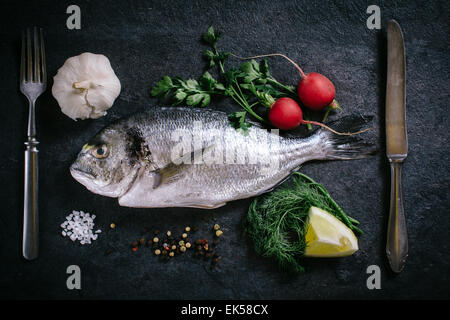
top-left (245, 172), bottom-right (362, 273)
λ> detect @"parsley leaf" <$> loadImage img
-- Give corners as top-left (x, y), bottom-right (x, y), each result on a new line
top-left (228, 111), bottom-right (252, 134)
top-left (151, 72), bottom-right (225, 107)
top-left (150, 76), bottom-right (174, 98)
top-left (202, 26), bottom-right (221, 46)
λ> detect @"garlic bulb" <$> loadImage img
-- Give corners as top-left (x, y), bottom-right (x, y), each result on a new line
top-left (52, 52), bottom-right (121, 120)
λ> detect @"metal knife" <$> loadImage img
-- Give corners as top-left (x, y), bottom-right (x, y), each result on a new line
top-left (385, 20), bottom-right (408, 273)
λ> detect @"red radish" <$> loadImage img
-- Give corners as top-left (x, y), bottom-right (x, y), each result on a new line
top-left (268, 97), bottom-right (302, 130)
top-left (269, 97), bottom-right (366, 135)
top-left (297, 72), bottom-right (335, 110)
top-left (231, 53), bottom-right (336, 110)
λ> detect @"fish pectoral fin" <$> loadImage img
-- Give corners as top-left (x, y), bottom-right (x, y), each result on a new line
top-left (186, 202), bottom-right (227, 209)
top-left (154, 162), bottom-right (186, 188)
top-left (153, 144), bottom-right (215, 189)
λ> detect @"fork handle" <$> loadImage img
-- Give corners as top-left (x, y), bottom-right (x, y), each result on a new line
top-left (23, 139), bottom-right (39, 260)
top-left (386, 160), bottom-right (408, 273)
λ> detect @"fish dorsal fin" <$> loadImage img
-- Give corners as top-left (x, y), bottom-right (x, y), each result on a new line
top-left (153, 145), bottom-right (214, 189)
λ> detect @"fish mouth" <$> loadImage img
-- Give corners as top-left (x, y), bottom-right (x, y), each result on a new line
top-left (70, 165), bottom-right (96, 180)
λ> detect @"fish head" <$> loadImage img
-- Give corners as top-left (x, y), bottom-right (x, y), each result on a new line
top-left (70, 125), bottom-right (140, 198)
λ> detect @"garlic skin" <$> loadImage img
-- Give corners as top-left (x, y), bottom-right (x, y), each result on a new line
top-left (52, 52), bottom-right (121, 120)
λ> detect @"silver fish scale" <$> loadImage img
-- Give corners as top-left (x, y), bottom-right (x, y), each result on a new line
top-left (116, 108), bottom-right (322, 208)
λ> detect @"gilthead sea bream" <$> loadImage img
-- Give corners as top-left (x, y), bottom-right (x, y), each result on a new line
top-left (70, 107), bottom-right (374, 208)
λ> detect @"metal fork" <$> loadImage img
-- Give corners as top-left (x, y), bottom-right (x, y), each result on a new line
top-left (20, 27), bottom-right (46, 260)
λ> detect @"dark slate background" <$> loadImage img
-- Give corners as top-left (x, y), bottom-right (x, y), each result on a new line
top-left (0, 0), bottom-right (448, 300)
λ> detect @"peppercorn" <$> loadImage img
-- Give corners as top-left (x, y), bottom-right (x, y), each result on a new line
top-left (169, 251), bottom-right (174, 257)
top-left (154, 249), bottom-right (161, 255)
top-left (154, 230), bottom-right (160, 235)
top-left (213, 239), bottom-right (219, 246)
top-left (139, 238), bottom-right (146, 245)
top-left (182, 233), bottom-right (187, 239)
top-left (166, 231), bottom-right (171, 237)
top-left (215, 230), bottom-right (223, 237)
top-left (162, 249), bottom-right (167, 255)
top-left (185, 242), bottom-right (191, 249)
top-left (180, 246), bottom-right (187, 253)
top-left (196, 245), bottom-right (202, 251)
top-left (212, 257), bottom-right (219, 264)
top-left (132, 240), bottom-right (139, 248)
top-left (171, 245), bottom-right (177, 250)
top-left (185, 226), bottom-right (191, 232)
top-left (147, 240), bottom-right (153, 247)
top-left (105, 248), bottom-right (114, 255)
top-left (110, 223), bottom-right (116, 229)
top-left (213, 224), bottom-right (220, 231)
top-left (153, 237), bottom-right (159, 243)
top-left (195, 239), bottom-right (202, 245)
top-left (192, 226), bottom-right (199, 232)
top-left (178, 240), bottom-right (185, 246)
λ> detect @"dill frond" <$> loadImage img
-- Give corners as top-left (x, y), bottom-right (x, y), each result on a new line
top-left (245, 172), bottom-right (362, 273)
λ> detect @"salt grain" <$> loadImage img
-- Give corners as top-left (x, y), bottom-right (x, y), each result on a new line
top-left (60, 210), bottom-right (100, 245)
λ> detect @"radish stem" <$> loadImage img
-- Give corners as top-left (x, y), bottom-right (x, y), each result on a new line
top-left (302, 120), bottom-right (370, 136)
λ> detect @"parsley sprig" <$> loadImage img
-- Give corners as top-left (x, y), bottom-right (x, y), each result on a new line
top-left (151, 26), bottom-right (301, 133)
top-left (151, 72), bottom-right (225, 107)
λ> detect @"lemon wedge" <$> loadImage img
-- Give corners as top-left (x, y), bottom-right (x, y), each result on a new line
top-left (304, 206), bottom-right (358, 257)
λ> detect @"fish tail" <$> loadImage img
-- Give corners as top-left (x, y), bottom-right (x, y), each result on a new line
top-left (319, 115), bottom-right (377, 160)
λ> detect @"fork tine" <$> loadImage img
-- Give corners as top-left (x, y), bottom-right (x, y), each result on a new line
top-left (33, 27), bottom-right (40, 83)
top-left (40, 28), bottom-right (46, 84)
top-left (26, 28), bottom-right (32, 82)
top-left (20, 31), bottom-right (25, 83)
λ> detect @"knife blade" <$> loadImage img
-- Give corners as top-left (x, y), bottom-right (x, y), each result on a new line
top-left (385, 19), bottom-right (408, 273)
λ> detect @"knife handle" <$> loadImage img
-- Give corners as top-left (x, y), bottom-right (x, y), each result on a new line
top-left (23, 141), bottom-right (39, 260)
top-left (386, 160), bottom-right (408, 273)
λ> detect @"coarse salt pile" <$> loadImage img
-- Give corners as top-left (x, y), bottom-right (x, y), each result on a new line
top-left (61, 210), bottom-right (101, 245)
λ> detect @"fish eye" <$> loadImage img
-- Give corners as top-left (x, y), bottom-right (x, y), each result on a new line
top-left (91, 145), bottom-right (109, 159)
